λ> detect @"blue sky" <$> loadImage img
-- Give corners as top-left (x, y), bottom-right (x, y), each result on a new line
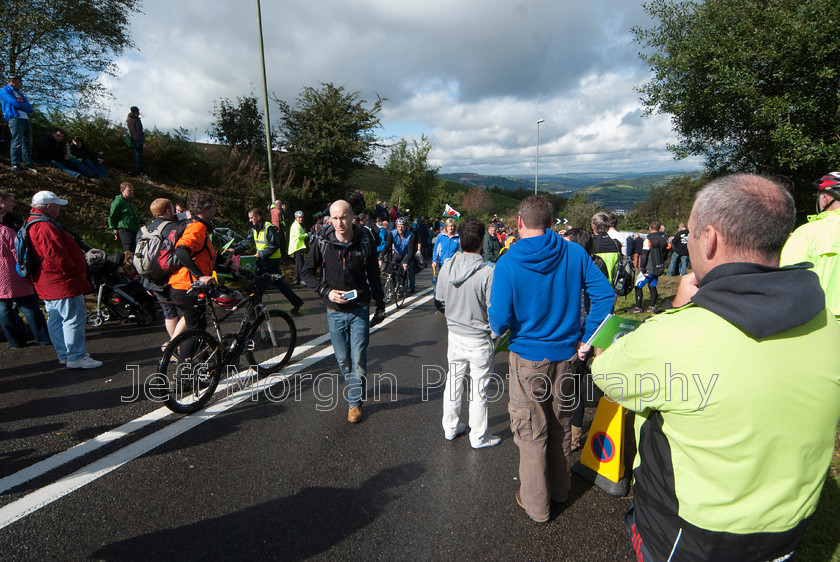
top-left (99, 0), bottom-right (702, 176)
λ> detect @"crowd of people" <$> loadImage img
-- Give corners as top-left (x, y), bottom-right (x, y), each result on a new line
top-left (1, 74), bottom-right (147, 182)
top-left (1, 121), bottom-right (839, 558)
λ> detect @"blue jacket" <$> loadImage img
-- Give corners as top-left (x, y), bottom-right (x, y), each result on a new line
top-left (489, 231), bottom-right (614, 361)
top-left (433, 233), bottom-right (460, 266)
top-left (1, 85), bottom-right (33, 121)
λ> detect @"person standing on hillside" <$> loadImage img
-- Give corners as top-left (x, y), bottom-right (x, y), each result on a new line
top-left (1, 75), bottom-right (36, 174)
top-left (780, 172), bottom-right (840, 318)
top-left (126, 106), bottom-right (148, 179)
top-left (630, 221), bottom-right (669, 313)
top-left (27, 191), bottom-right (102, 369)
top-left (108, 182), bottom-right (142, 253)
top-left (667, 223), bottom-right (690, 276)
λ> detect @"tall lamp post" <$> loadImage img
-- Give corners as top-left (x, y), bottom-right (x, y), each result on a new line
top-left (256, 0), bottom-right (276, 202)
top-left (535, 119), bottom-right (545, 195)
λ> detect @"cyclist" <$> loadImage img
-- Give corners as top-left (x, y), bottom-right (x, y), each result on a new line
top-left (391, 216), bottom-right (417, 292)
top-left (168, 190), bottom-right (220, 332)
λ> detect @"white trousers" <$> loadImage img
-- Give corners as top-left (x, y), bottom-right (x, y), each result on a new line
top-left (442, 331), bottom-right (496, 446)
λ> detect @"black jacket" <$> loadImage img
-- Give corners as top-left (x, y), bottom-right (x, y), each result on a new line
top-left (37, 134), bottom-right (65, 163)
top-left (300, 224), bottom-right (385, 312)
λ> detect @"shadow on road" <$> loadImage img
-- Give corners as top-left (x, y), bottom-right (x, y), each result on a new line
top-left (91, 462), bottom-right (425, 561)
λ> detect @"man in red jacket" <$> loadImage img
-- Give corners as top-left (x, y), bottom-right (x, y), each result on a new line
top-left (27, 191), bottom-right (102, 368)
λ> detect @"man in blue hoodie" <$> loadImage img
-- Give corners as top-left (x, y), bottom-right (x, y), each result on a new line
top-left (490, 195), bottom-right (614, 523)
top-left (1, 75), bottom-right (35, 173)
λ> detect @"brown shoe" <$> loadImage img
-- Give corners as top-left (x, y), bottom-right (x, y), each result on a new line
top-left (516, 491), bottom-right (549, 523)
top-left (348, 406), bottom-right (362, 423)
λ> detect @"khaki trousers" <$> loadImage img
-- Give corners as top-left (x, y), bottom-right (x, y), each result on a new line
top-left (508, 351), bottom-right (575, 520)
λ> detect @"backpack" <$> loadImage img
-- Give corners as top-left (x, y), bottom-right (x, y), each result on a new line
top-left (133, 220), bottom-right (188, 281)
top-left (316, 225), bottom-right (373, 279)
top-left (15, 216), bottom-right (59, 278)
top-left (612, 254), bottom-right (636, 297)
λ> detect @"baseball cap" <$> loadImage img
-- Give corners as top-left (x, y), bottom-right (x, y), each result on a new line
top-left (7, 75), bottom-right (22, 82)
top-left (294, 210), bottom-right (304, 218)
top-left (32, 191), bottom-right (68, 206)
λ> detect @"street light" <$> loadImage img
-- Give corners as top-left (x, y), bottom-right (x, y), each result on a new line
top-left (256, 0), bottom-right (276, 202)
top-left (535, 119), bottom-right (545, 195)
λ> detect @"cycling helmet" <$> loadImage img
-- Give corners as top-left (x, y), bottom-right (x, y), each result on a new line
top-left (294, 210), bottom-right (304, 218)
top-left (396, 216), bottom-right (409, 226)
top-left (814, 172), bottom-right (840, 196)
top-left (813, 172), bottom-right (840, 212)
top-left (212, 289), bottom-right (243, 309)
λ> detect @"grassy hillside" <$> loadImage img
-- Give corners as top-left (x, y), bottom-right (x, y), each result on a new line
top-left (578, 172), bottom-right (704, 210)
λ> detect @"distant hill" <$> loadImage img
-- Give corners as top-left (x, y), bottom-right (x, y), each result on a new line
top-left (439, 171), bottom-right (702, 211)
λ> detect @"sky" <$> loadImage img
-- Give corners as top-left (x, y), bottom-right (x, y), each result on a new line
top-left (99, 0), bottom-right (703, 177)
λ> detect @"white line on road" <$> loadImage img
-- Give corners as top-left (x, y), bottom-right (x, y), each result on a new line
top-left (0, 291), bottom-right (433, 530)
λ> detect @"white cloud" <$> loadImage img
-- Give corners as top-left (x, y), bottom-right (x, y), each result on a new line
top-left (97, 0), bottom-right (701, 174)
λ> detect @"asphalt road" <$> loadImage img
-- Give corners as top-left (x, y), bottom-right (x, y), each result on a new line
top-left (0, 269), bottom-right (635, 560)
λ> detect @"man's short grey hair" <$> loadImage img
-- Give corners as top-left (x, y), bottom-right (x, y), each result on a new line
top-left (591, 212), bottom-right (612, 234)
top-left (692, 174), bottom-right (795, 259)
top-left (32, 204), bottom-right (49, 211)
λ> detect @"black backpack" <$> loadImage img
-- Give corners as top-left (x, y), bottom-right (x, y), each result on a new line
top-left (612, 254), bottom-right (636, 297)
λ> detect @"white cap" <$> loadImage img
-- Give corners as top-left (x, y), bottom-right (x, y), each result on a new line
top-left (32, 191), bottom-right (68, 206)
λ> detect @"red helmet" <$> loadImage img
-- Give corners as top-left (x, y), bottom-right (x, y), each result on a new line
top-left (813, 172), bottom-right (840, 194)
top-left (212, 290), bottom-right (242, 309)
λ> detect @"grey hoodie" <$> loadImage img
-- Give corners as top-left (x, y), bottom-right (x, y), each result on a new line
top-left (434, 252), bottom-right (493, 337)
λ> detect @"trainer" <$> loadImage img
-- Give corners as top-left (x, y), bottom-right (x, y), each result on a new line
top-left (592, 174), bottom-right (840, 560)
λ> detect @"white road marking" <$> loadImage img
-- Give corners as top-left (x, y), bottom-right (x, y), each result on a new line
top-left (0, 291), bottom-right (433, 529)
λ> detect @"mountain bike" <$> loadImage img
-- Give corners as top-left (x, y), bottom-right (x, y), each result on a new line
top-left (156, 273), bottom-right (297, 414)
top-left (382, 260), bottom-right (407, 309)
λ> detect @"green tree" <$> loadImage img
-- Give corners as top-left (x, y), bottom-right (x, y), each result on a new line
top-left (208, 93), bottom-right (270, 151)
top-left (560, 193), bottom-right (607, 230)
top-left (277, 83), bottom-right (383, 208)
top-left (0, 0), bottom-right (141, 111)
top-left (384, 135), bottom-right (440, 216)
top-left (634, 0), bottom-right (840, 217)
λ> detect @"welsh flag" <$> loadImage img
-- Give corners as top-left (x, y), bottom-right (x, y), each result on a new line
top-left (443, 204), bottom-right (461, 219)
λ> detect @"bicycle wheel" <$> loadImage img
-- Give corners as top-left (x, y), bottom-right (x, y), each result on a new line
top-left (157, 330), bottom-right (223, 414)
top-left (245, 309), bottom-right (297, 375)
top-left (395, 282), bottom-right (406, 308)
top-left (383, 276), bottom-right (394, 303)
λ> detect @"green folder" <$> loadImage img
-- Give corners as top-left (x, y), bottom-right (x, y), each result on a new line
top-left (587, 314), bottom-right (642, 350)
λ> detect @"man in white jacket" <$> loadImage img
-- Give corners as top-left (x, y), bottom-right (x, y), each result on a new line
top-left (434, 217), bottom-right (500, 449)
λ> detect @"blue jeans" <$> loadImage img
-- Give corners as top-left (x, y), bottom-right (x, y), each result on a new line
top-left (8, 118), bottom-right (33, 167)
top-left (131, 139), bottom-right (144, 174)
top-left (73, 158), bottom-right (107, 178)
top-left (0, 294), bottom-right (51, 348)
top-left (667, 253), bottom-right (689, 276)
top-left (47, 160), bottom-right (82, 178)
top-left (326, 305), bottom-right (370, 408)
top-left (44, 295), bottom-right (89, 361)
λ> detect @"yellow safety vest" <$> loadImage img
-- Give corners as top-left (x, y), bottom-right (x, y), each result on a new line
top-left (253, 221), bottom-right (283, 259)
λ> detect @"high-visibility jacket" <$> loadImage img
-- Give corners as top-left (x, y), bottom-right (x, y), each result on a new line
top-left (252, 221), bottom-right (282, 260)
